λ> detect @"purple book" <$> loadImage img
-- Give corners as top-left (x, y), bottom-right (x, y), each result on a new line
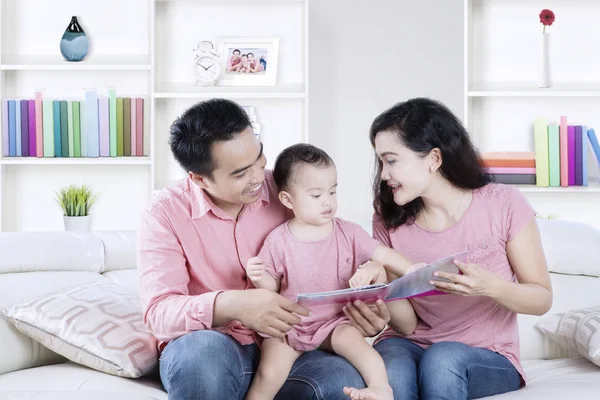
top-left (20, 100), bottom-right (29, 157)
top-left (2, 100), bottom-right (8, 156)
top-left (568, 125), bottom-right (575, 186)
top-left (28, 100), bottom-right (36, 156)
top-left (575, 126), bottom-right (583, 186)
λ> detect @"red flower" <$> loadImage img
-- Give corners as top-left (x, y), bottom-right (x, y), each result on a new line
top-left (539, 9), bottom-right (555, 26)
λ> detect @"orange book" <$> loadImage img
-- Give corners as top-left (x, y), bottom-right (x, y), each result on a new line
top-left (479, 152), bottom-right (536, 168)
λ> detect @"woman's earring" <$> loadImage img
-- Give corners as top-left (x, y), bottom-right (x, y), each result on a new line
top-left (429, 165), bottom-right (434, 172)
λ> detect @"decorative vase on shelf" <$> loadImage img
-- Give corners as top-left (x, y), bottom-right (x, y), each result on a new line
top-left (60, 16), bottom-right (88, 62)
top-left (63, 215), bottom-right (91, 232)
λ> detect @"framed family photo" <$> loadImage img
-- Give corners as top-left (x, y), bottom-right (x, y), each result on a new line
top-left (218, 37), bottom-right (279, 86)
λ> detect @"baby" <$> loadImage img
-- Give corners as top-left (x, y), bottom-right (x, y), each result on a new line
top-left (245, 143), bottom-right (419, 400)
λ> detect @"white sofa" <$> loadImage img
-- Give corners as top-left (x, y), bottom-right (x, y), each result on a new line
top-left (1, 219), bottom-right (600, 399)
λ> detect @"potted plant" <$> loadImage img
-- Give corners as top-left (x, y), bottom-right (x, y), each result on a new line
top-left (54, 184), bottom-right (97, 232)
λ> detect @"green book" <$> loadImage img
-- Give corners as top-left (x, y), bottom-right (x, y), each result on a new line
top-left (108, 87), bottom-right (117, 157)
top-left (116, 97), bottom-right (124, 156)
top-left (60, 100), bottom-right (68, 157)
top-left (80, 101), bottom-right (87, 157)
top-left (67, 101), bottom-right (74, 157)
top-left (548, 124), bottom-right (560, 187)
top-left (123, 97), bottom-right (131, 156)
top-left (534, 117), bottom-right (550, 187)
top-left (42, 100), bottom-right (54, 157)
top-left (73, 101), bottom-right (81, 157)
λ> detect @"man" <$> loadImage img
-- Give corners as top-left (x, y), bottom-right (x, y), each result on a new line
top-left (138, 98), bottom-right (390, 399)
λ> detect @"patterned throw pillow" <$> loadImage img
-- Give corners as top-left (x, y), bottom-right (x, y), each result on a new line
top-left (535, 306), bottom-right (600, 367)
top-left (2, 281), bottom-right (158, 378)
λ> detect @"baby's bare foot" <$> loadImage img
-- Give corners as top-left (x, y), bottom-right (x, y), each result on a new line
top-left (343, 385), bottom-right (393, 400)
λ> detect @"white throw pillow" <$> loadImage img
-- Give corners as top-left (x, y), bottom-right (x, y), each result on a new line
top-left (1, 281), bottom-right (158, 378)
top-left (535, 305), bottom-right (600, 367)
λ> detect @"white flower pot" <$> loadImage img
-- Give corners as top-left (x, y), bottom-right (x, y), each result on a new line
top-left (538, 33), bottom-right (552, 88)
top-left (63, 215), bottom-right (91, 232)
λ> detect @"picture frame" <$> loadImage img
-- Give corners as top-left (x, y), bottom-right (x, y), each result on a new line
top-left (217, 37), bottom-right (279, 87)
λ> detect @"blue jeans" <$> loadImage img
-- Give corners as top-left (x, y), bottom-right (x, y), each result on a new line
top-left (159, 330), bottom-right (365, 400)
top-left (374, 338), bottom-right (522, 400)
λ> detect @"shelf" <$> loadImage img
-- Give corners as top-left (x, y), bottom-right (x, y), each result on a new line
top-left (0, 157), bottom-right (152, 165)
top-left (156, 0), bottom-right (304, 2)
top-left (0, 55), bottom-right (152, 71)
top-left (154, 83), bottom-right (306, 99)
top-left (468, 82), bottom-right (600, 98)
top-left (517, 181), bottom-right (600, 193)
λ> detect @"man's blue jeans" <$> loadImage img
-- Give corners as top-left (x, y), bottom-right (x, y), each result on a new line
top-left (159, 330), bottom-right (365, 399)
top-left (374, 337), bottom-right (522, 400)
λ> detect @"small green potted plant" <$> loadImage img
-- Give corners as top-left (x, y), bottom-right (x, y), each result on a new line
top-left (54, 184), bottom-right (97, 232)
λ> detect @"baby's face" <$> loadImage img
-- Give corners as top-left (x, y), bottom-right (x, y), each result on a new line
top-left (286, 163), bottom-right (337, 226)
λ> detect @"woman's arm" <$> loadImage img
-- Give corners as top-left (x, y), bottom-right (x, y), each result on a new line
top-left (371, 244), bottom-right (413, 281)
top-left (487, 217), bottom-right (552, 315)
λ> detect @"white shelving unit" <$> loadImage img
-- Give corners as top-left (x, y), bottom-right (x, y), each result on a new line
top-left (464, 0), bottom-right (600, 226)
top-left (0, 0), bottom-right (308, 231)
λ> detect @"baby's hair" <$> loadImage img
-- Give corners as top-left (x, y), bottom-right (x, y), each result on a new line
top-left (273, 143), bottom-right (334, 191)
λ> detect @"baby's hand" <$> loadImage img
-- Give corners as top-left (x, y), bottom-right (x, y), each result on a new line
top-left (246, 257), bottom-right (266, 282)
top-left (349, 261), bottom-right (386, 288)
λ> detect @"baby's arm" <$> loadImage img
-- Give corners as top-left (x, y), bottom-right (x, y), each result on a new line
top-left (371, 244), bottom-right (414, 281)
top-left (246, 257), bottom-right (280, 292)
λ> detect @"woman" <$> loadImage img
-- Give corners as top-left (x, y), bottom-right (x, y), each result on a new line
top-left (345, 97), bottom-right (552, 399)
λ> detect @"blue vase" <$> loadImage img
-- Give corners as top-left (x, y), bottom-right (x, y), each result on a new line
top-left (60, 16), bottom-right (88, 62)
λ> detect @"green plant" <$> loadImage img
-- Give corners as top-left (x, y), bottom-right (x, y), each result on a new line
top-left (55, 184), bottom-right (97, 217)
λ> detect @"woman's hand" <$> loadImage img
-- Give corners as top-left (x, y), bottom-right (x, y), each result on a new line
top-left (343, 300), bottom-right (391, 337)
top-left (430, 260), bottom-right (503, 297)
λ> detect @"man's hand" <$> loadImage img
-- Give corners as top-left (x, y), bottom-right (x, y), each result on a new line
top-left (349, 261), bottom-right (386, 288)
top-left (246, 257), bottom-right (266, 282)
top-left (343, 299), bottom-right (391, 338)
top-left (214, 289), bottom-right (310, 339)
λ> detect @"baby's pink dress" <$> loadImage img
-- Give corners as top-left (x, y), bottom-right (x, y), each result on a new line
top-left (258, 218), bottom-right (380, 351)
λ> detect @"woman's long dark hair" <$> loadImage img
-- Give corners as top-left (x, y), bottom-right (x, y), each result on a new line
top-left (370, 98), bottom-right (491, 230)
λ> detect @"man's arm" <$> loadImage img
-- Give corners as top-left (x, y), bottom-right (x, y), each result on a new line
top-left (137, 207), bottom-right (226, 342)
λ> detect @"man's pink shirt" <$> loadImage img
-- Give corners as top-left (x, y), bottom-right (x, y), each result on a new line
top-left (373, 184), bottom-right (535, 383)
top-left (137, 172), bottom-right (288, 346)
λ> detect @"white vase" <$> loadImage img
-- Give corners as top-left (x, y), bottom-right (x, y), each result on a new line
top-left (63, 215), bottom-right (91, 232)
top-left (538, 33), bottom-right (552, 88)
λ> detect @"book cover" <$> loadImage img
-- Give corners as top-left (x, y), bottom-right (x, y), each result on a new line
top-left (582, 126), bottom-right (588, 186)
top-left (42, 100), bottom-right (54, 157)
top-left (28, 100), bottom-right (36, 156)
top-left (85, 90), bottom-right (99, 157)
top-left (575, 126), bottom-right (583, 186)
top-left (35, 91), bottom-right (43, 157)
top-left (80, 99), bottom-right (87, 157)
top-left (479, 152), bottom-right (535, 168)
top-left (123, 98), bottom-right (131, 156)
top-left (20, 100), bottom-right (29, 157)
top-left (548, 124), bottom-right (560, 186)
top-left (116, 97), bottom-right (124, 156)
top-left (130, 96), bottom-right (137, 156)
top-left (587, 129), bottom-right (600, 167)
top-left (137, 98), bottom-right (145, 156)
top-left (296, 251), bottom-right (469, 306)
top-left (567, 125), bottom-right (575, 186)
top-left (533, 117), bottom-right (549, 186)
top-left (15, 100), bottom-right (21, 157)
top-left (60, 100), bottom-right (68, 157)
top-left (53, 100), bottom-right (61, 157)
top-left (487, 173), bottom-right (536, 185)
top-left (73, 101), bottom-right (81, 157)
top-left (143, 97), bottom-right (149, 156)
top-left (559, 116), bottom-right (568, 186)
top-left (67, 101), bottom-right (74, 157)
top-left (8, 100), bottom-right (16, 156)
top-left (1, 100), bottom-right (8, 157)
top-left (108, 87), bottom-right (117, 157)
top-left (98, 97), bottom-right (110, 157)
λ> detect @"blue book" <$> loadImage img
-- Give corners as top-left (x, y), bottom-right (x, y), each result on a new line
top-left (587, 129), bottom-right (600, 167)
top-left (8, 100), bottom-right (16, 156)
top-left (85, 90), bottom-right (99, 157)
top-left (53, 100), bottom-right (62, 157)
top-left (20, 100), bottom-right (29, 157)
top-left (582, 126), bottom-right (588, 186)
top-left (15, 100), bottom-right (21, 156)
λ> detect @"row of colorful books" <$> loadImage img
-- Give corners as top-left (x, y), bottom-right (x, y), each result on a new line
top-left (480, 152), bottom-right (537, 185)
top-left (1, 89), bottom-right (147, 158)
top-left (533, 117), bottom-right (600, 187)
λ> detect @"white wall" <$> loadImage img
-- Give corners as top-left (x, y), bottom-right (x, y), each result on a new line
top-left (309, 0), bottom-right (464, 227)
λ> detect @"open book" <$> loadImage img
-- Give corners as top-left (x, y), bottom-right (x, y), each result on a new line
top-left (296, 251), bottom-right (469, 306)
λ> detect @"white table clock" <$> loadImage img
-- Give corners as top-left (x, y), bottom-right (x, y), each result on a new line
top-left (192, 41), bottom-right (222, 86)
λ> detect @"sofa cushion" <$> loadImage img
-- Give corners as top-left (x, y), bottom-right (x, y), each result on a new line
top-left (2, 281), bottom-right (158, 378)
top-left (0, 362), bottom-right (166, 400)
top-left (535, 305), bottom-right (600, 367)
